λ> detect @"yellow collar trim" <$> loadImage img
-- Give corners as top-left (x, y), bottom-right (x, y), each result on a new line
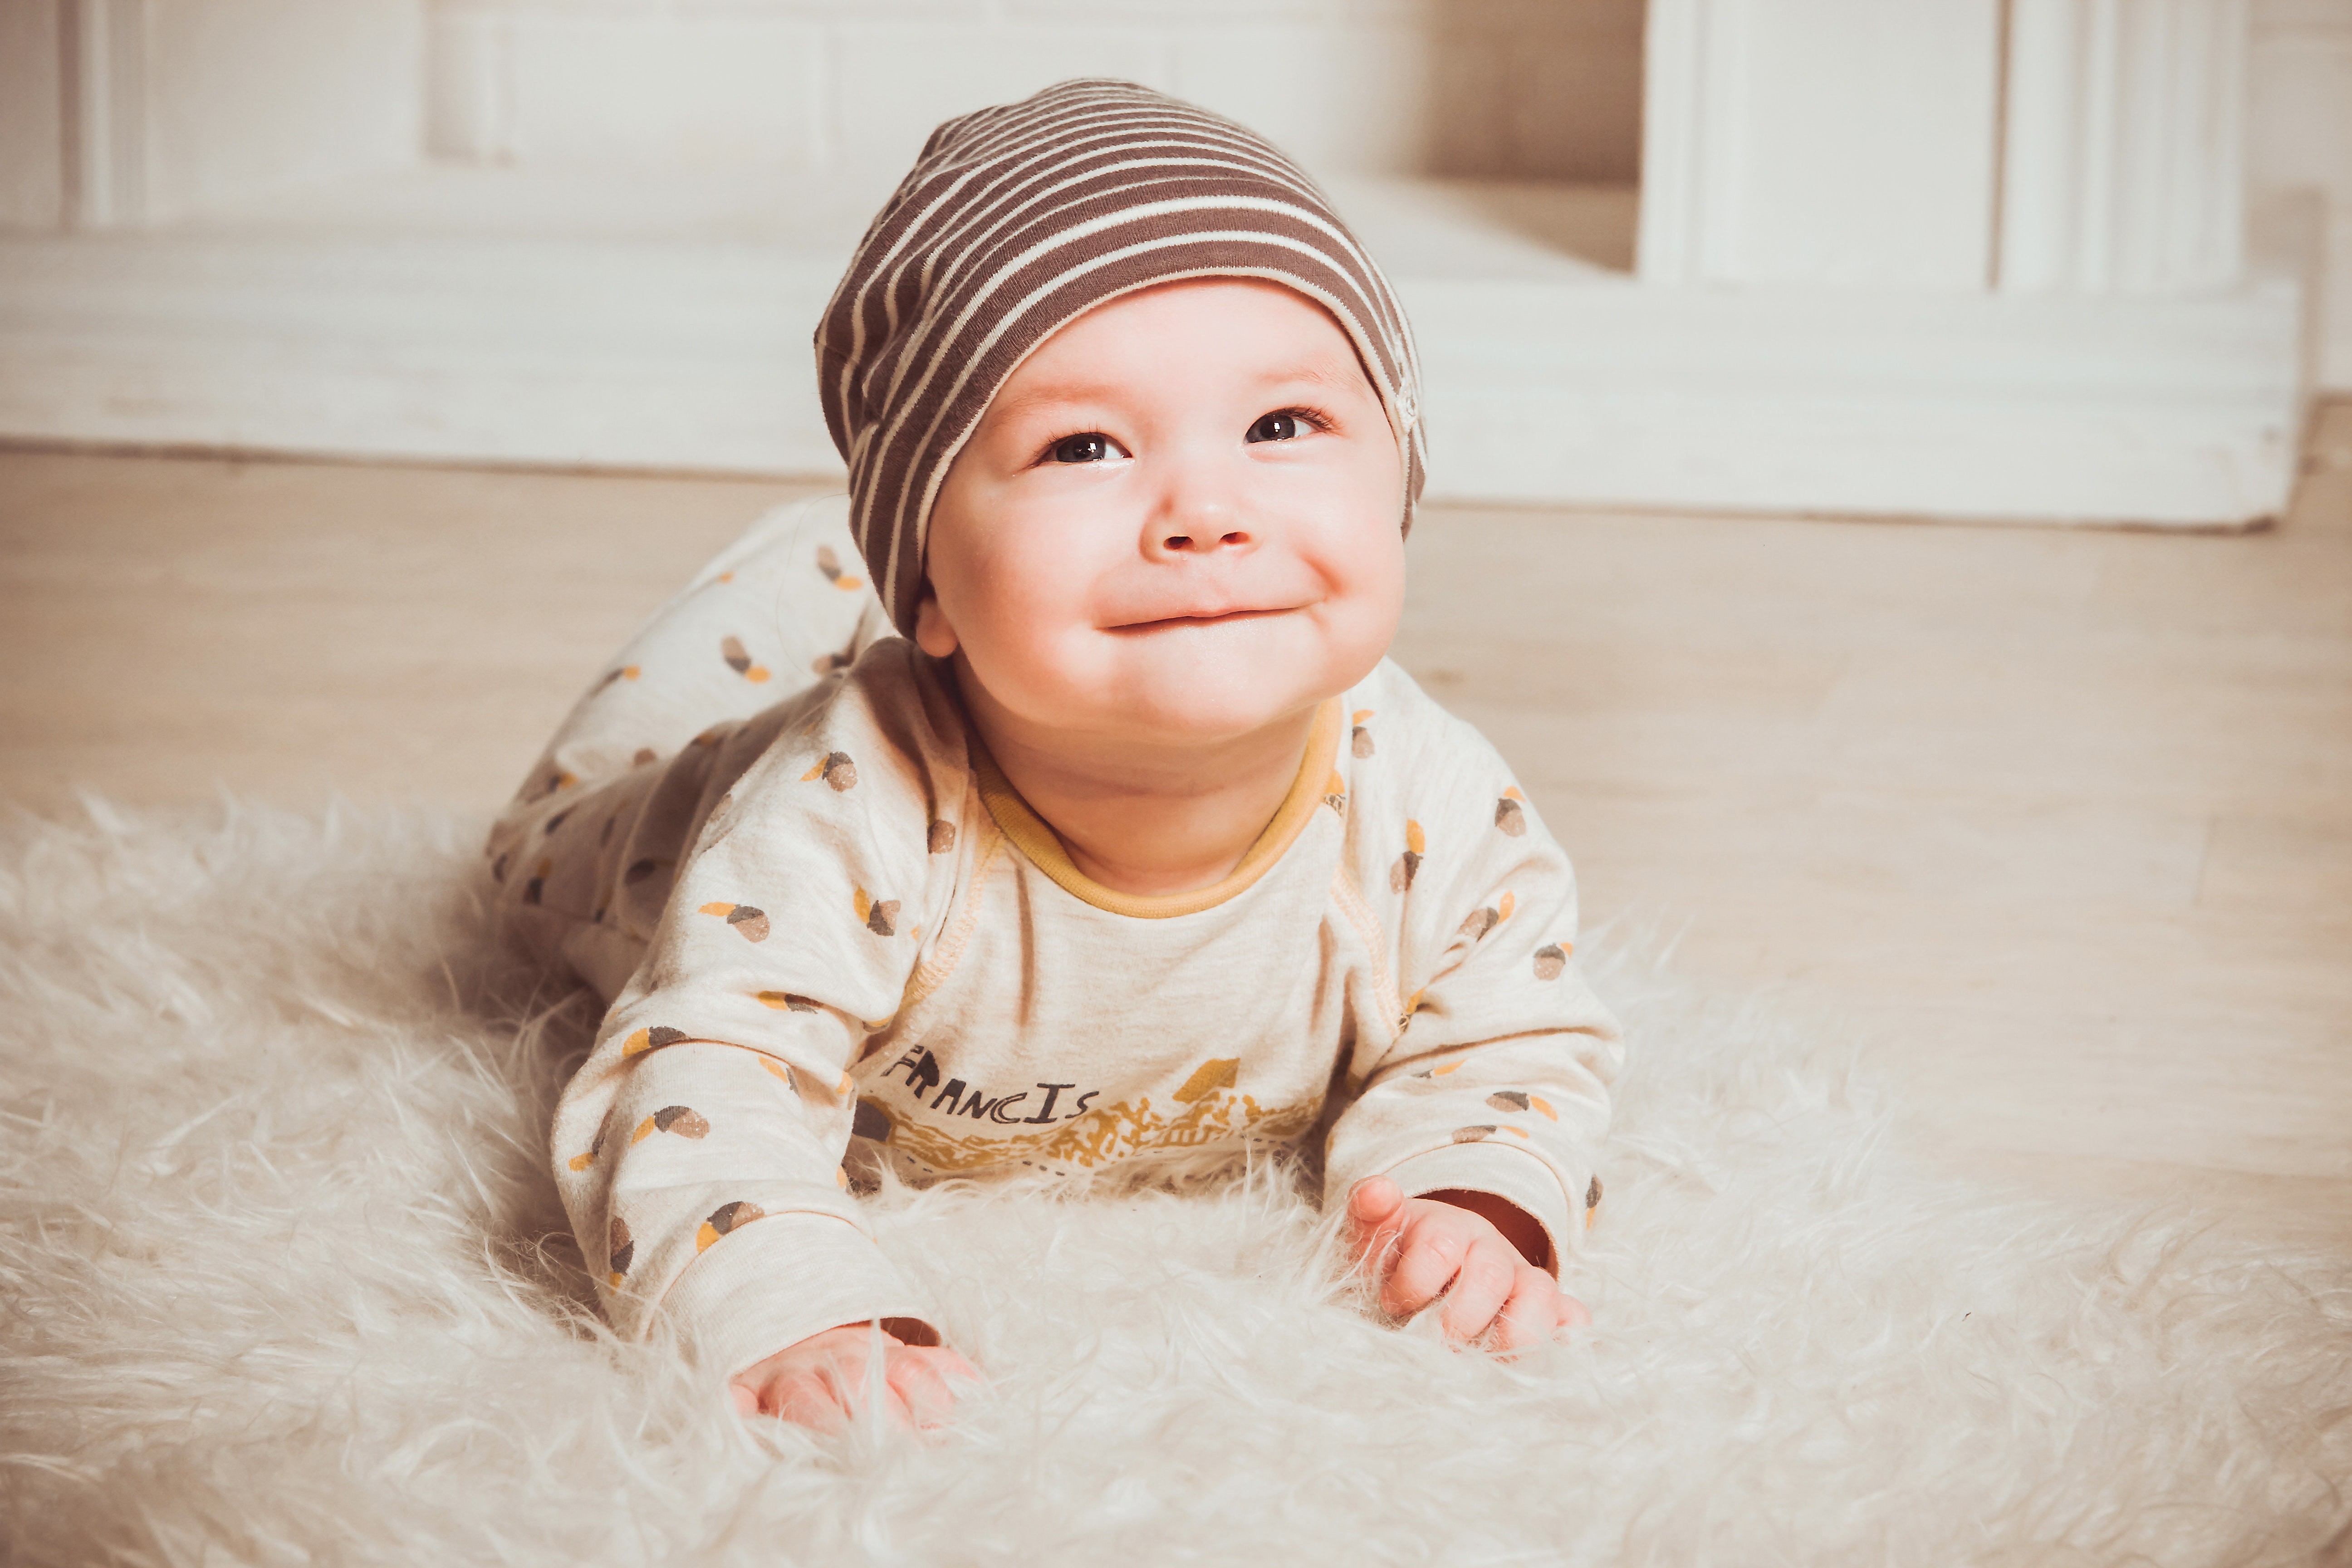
top-left (969, 700), bottom-right (1342, 920)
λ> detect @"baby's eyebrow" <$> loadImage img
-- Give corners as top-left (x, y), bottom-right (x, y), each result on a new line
top-left (985, 382), bottom-right (1125, 423)
top-left (986, 358), bottom-right (1369, 426)
top-left (1254, 360), bottom-right (1362, 391)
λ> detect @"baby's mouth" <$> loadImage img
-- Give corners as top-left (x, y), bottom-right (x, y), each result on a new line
top-left (1107, 606), bottom-right (1296, 633)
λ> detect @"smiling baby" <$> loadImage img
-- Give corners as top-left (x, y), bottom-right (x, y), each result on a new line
top-left (486, 79), bottom-right (1623, 1432)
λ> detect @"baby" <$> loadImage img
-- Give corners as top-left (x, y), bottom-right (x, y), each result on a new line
top-left (488, 79), bottom-right (1622, 1431)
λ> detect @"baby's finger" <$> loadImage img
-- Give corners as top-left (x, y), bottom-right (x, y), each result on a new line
top-left (921, 1344), bottom-right (980, 1383)
top-left (1556, 1293), bottom-right (1592, 1331)
top-left (1383, 1223), bottom-right (1468, 1318)
top-left (1346, 1177), bottom-right (1406, 1265)
top-left (1436, 1245), bottom-right (1517, 1343)
top-left (1488, 1266), bottom-right (1561, 1353)
top-left (887, 1354), bottom-right (958, 1430)
top-left (770, 1372), bottom-right (854, 1434)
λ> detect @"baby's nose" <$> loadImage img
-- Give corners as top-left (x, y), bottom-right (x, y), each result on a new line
top-left (1159, 524), bottom-right (1253, 553)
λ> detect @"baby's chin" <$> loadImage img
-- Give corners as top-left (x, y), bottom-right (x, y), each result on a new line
top-left (1088, 623), bottom-right (1373, 740)
top-left (1096, 686), bottom-right (1327, 746)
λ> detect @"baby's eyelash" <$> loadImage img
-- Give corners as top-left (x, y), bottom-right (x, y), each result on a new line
top-left (1033, 430), bottom-right (1128, 467)
top-left (1274, 404), bottom-right (1335, 433)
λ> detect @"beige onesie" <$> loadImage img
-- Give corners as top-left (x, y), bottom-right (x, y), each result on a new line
top-left (490, 497), bottom-right (1622, 1379)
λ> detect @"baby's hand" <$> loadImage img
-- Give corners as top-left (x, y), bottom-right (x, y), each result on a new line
top-left (1345, 1176), bottom-right (1590, 1352)
top-left (730, 1320), bottom-right (976, 1433)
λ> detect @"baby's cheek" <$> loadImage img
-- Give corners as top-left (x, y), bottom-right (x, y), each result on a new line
top-left (1316, 574), bottom-right (1406, 691)
top-left (961, 606), bottom-right (1119, 721)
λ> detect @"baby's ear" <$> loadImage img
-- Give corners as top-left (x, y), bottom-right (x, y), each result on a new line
top-left (912, 589), bottom-right (960, 658)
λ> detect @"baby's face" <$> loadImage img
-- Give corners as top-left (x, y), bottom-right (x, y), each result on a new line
top-left (916, 279), bottom-right (1406, 748)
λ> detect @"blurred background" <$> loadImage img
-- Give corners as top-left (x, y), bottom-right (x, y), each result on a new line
top-left (0, 0), bottom-right (2345, 516)
top-left (0, 2), bottom-right (2347, 1245)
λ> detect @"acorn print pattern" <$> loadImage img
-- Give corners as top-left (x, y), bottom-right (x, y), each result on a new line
top-left (520, 766), bottom-right (576, 804)
top-left (608, 1216), bottom-right (634, 1287)
top-left (1459, 890), bottom-right (1515, 941)
top-left (1322, 771), bottom-right (1347, 813)
top-left (632, 746), bottom-right (659, 768)
top-left (631, 1104), bottom-right (710, 1144)
top-left (1487, 1089), bottom-right (1558, 1120)
top-left (815, 544), bottom-right (864, 591)
top-left (1585, 1176), bottom-right (1603, 1229)
top-left (854, 887), bottom-right (899, 936)
top-left (696, 1200), bottom-right (764, 1251)
top-left (699, 901), bottom-right (770, 942)
top-left (543, 807), bottom-right (573, 836)
top-left (928, 819), bottom-right (957, 854)
top-left (1496, 786), bottom-right (1528, 837)
top-left (1390, 820), bottom-right (1426, 892)
top-left (1352, 708), bottom-right (1376, 758)
top-left (757, 991), bottom-right (822, 1012)
top-left (568, 1124), bottom-right (608, 1172)
top-left (720, 636), bottom-right (771, 683)
top-left (624, 858), bottom-right (664, 886)
top-left (1451, 1123), bottom-right (1531, 1143)
top-left (1533, 941), bottom-right (1573, 981)
top-left (622, 1024), bottom-right (688, 1058)
top-left (593, 664), bottom-right (641, 695)
top-left (800, 751), bottom-right (857, 791)
top-left (523, 856), bottom-right (552, 906)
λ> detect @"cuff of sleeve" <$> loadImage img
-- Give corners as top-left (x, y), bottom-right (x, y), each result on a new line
top-left (1381, 1143), bottom-right (1578, 1278)
top-left (657, 1210), bottom-right (940, 1381)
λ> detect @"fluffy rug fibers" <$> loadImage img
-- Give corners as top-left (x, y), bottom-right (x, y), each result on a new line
top-left (2, 799), bottom-right (2348, 1566)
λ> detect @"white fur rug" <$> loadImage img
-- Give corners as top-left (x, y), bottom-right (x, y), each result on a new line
top-left (3, 798), bottom-right (2347, 1567)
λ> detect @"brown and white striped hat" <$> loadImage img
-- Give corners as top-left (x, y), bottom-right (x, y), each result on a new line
top-left (817, 78), bottom-right (1428, 635)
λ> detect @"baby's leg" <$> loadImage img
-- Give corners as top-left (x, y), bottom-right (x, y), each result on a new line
top-left (485, 494), bottom-right (890, 999)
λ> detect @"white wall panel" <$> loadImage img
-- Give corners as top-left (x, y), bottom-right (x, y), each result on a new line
top-left (833, 21), bottom-right (1169, 176)
top-left (1642, 0), bottom-right (2002, 288)
top-left (142, 0), bottom-right (422, 219)
top-left (507, 14), bottom-right (826, 165)
top-left (2001, 0), bottom-right (2248, 294)
top-left (1168, 23), bottom-right (1432, 175)
top-left (0, 0), bottom-right (66, 228)
top-left (2248, 0), bottom-right (2352, 386)
top-left (420, 0), bottom-right (1647, 184)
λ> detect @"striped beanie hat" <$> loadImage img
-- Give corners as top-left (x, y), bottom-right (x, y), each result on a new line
top-left (816, 78), bottom-right (1427, 635)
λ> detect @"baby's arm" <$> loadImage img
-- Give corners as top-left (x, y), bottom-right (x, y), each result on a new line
top-left (553, 1022), bottom-right (947, 1407)
top-left (1325, 717), bottom-right (1622, 1349)
top-left (548, 651), bottom-right (974, 1423)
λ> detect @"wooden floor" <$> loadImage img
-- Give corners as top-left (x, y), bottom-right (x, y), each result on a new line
top-left (4, 412), bottom-right (2347, 1250)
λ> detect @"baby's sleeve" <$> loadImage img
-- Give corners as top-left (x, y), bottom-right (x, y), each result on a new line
top-left (1323, 694), bottom-right (1622, 1275)
top-left (548, 650), bottom-right (961, 1378)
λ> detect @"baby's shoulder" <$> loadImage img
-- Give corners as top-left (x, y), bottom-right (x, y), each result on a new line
top-left (703, 637), bottom-right (972, 849)
top-left (1342, 659), bottom-right (1522, 804)
top-left (1337, 659), bottom-right (1557, 896)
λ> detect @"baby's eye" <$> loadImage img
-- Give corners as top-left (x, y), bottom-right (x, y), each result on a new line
top-left (1246, 411), bottom-right (1300, 444)
top-left (1052, 432), bottom-right (1119, 463)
